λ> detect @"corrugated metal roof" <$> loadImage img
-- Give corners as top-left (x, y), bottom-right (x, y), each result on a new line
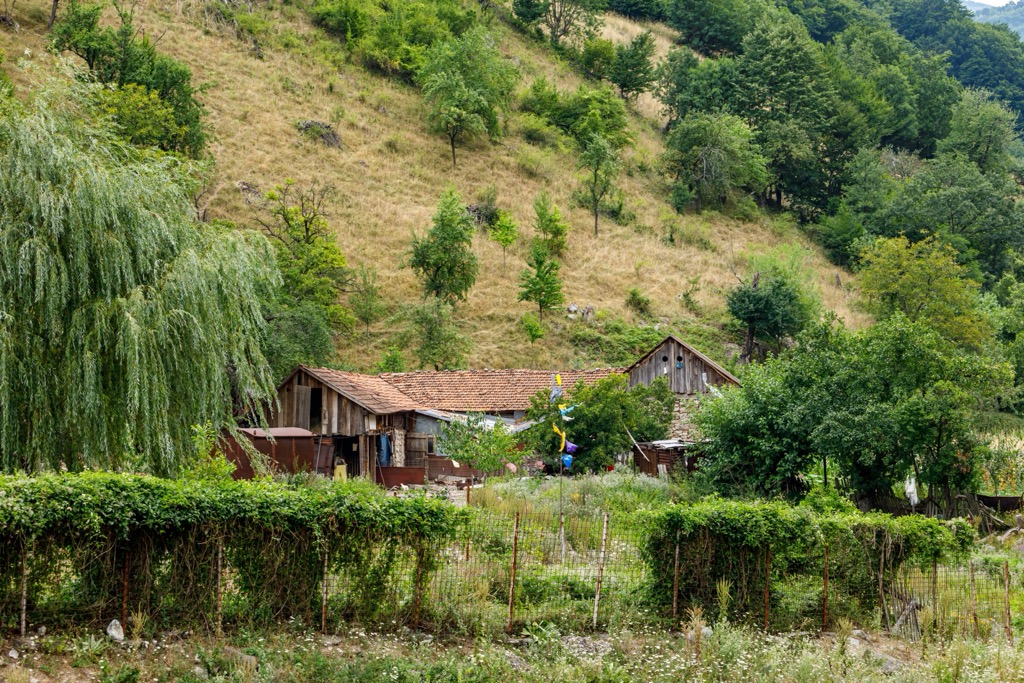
top-left (299, 366), bottom-right (423, 414)
top-left (380, 368), bottom-right (622, 412)
top-left (239, 427), bottom-right (314, 438)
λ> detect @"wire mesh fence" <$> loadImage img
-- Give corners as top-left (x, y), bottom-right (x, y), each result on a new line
top-left (6, 504), bottom-right (1024, 642)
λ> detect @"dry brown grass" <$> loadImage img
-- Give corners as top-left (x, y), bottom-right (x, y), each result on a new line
top-left (0, 2), bottom-right (867, 371)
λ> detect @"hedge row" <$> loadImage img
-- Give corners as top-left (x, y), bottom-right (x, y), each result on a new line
top-left (642, 499), bottom-right (975, 622)
top-left (0, 472), bottom-right (463, 630)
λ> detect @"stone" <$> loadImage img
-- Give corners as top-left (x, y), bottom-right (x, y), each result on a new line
top-left (322, 635), bottom-right (343, 646)
top-left (106, 619), bottom-right (125, 642)
top-left (36, 626), bottom-right (45, 637)
top-left (8, 649), bottom-right (18, 659)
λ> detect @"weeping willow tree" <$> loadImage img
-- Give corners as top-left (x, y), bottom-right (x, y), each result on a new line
top-left (0, 82), bottom-right (279, 475)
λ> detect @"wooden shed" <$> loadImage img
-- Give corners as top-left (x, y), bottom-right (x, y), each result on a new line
top-left (272, 366), bottom-right (426, 482)
top-left (627, 335), bottom-right (740, 441)
top-left (223, 427), bottom-right (323, 479)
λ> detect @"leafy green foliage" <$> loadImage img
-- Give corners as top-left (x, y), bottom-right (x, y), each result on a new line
top-left (489, 210), bottom-right (519, 270)
top-left (570, 317), bottom-right (667, 365)
top-left (665, 112), bottom-right (768, 211)
top-left (625, 287), bottom-right (652, 318)
top-left (91, 83), bottom-right (183, 150)
top-left (858, 236), bottom-right (992, 350)
top-left (439, 414), bottom-right (523, 472)
top-left (521, 312), bottom-right (545, 344)
top-left (696, 317), bottom-right (1012, 509)
top-left (533, 191), bottom-right (570, 258)
top-left (409, 187), bottom-right (479, 305)
top-left (373, 345), bottom-right (408, 373)
top-left (0, 471), bottom-right (462, 627)
top-left (644, 498), bottom-right (973, 619)
top-left (311, 0), bottom-right (378, 42)
top-left (350, 0), bottom-right (476, 79)
top-left (417, 28), bottom-right (520, 167)
top-left (666, 0), bottom-right (761, 55)
top-left (409, 297), bottom-right (471, 369)
top-left (609, 31), bottom-right (656, 100)
top-left (51, 1), bottom-right (206, 157)
top-left (578, 37), bottom-right (616, 80)
top-left (542, 0), bottom-right (605, 47)
top-left (350, 264), bottom-right (387, 333)
top-left (526, 374), bottom-right (675, 472)
top-left (518, 241), bottom-right (565, 321)
top-left (521, 78), bottom-right (631, 148)
top-left (0, 82), bottom-right (276, 475)
top-left (727, 268), bottom-right (813, 360)
top-left (576, 133), bottom-right (620, 236)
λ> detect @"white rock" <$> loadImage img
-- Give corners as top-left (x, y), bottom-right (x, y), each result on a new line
top-left (7, 649), bottom-right (18, 659)
top-left (106, 619), bottom-right (125, 642)
top-left (36, 626), bottom-right (46, 636)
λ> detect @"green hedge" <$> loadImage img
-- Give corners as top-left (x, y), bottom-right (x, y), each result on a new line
top-left (642, 499), bottom-right (974, 623)
top-left (0, 473), bottom-right (462, 631)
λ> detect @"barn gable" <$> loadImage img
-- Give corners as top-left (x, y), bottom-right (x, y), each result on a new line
top-left (626, 335), bottom-right (739, 396)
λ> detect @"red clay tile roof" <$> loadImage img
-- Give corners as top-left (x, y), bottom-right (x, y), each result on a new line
top-left (299, 366), bottom-right (422, 414)
top-left (378, 368), bottom-right (622, 412)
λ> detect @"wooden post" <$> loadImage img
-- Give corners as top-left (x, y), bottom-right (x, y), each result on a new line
top-left (969, 560), bottom-right (979, 638)
top-left (672, 532), bottom-right (681, 620)
top-left (19, 542), bottom-right (29, 638)
top-left (215, 538), bottom-right (223, 636)
top-left (321, 548), bottom-right (329, 634)
top-left (592, 513), bottom-right (609, 630)
top-left (465, 483), bottom-right (470, 507)
top-left (763, 546), bottom-right (771, 631)
top-left (822, 544), bottom-right (829, 632)
top-left (122, 548), bottom-right (130, 628)
top-left (506, 512), bottom-right (520, 634)
top-left (1004, 560), bottom-right (1013, 645)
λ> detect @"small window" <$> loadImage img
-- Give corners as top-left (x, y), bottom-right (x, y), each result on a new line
top-left (427, 437), bottom-right (435, 455)
top-left (676, 355), bottom-right (683, 362)
top-left (661, 355), bottom-right (669, 362)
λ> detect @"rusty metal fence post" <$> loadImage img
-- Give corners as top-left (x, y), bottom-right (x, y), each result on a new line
top-left (215, 537), bottom-right (224, 636)
top-left (822, 543), bottom-right (829, 631)
top-left (592, 512), bottom-right (609, 630)
top-left (19, 541), bottom-right (29, 637)
top-left (506, 512), bottom-right (520, 634)
top-left (763, 546), bottom-right (771, 631)
top-left (1004, 560), bottom-right (1013, 645)
top-left (321, 548), bottom-right (329, 634)
top-left (969, 560), bottom-right (978, 638)
top-left (672, 531), bottom-right (681, 621)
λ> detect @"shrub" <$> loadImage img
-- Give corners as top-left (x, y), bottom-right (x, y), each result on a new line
top-left (311, 0), bottom-right (378, 41)
top-left (625, 287), bottom-right (653, 318)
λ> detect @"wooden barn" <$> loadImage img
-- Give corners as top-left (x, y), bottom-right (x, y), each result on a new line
top-left (627, 335), bottom-right (740, 471)
top-left (272, 366), bottom-right (433, 483)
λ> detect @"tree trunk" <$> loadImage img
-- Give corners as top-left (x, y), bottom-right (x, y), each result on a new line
top-left (538, 304), bottom-right (543, 322)
top-left (743, 325), bottom-right (755, 362)
top-left (449, 134), bottom-right (457, 169)
top-left (48, 0), bottom-right (59, 27)
top-left (593, 204), bottom-right (599, 237)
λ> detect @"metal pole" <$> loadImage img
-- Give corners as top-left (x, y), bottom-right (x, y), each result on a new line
top-left (672, 531), bottom-right (680, 620)
top-left (969, 560), bottom-right (978, 638)
top-left (822, 543), bottom-right (829, 631)
top-left (1004, 560), bottom-right (1013, 645)
top-left (19, 542), bottom-right (29, 638)
top-left (593, 513), bottom-right (609, 630)
top-left (122, 548), bottom-right (130, 628)
top-left (506, 512), bottom-right (520, 634)
top-left (560, 512), bottom-right (566, 565)
top-left (763, 546), bottom-right (771, 631)
top-left (321, 548), bottom-right (329, 634)
top-left (412, 546), bottom-right (424, 630)
top-left (216, 538), bottom-right (223, 636)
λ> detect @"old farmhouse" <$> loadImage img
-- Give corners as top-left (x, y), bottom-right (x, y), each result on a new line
top-left (269, 335), bottom-right (739, 483)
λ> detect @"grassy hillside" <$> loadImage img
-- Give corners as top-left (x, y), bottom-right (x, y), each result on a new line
top-left (0, 0), bottom-right (865, 371)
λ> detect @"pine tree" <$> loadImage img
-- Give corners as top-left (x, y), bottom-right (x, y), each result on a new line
top-left (518, 242), bottom-right (566, 321)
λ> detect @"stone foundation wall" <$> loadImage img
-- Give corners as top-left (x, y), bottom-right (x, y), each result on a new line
top-left (669, 396), bottom-right (699, 440)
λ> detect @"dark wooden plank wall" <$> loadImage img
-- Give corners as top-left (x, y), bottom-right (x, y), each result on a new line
top-left (275, 369), bottom-right (378, 436)
top-left (629, 339), bottom-right (733, 396)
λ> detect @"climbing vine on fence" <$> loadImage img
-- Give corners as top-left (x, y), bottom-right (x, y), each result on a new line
top-left (642, 499), bottom-right (974, 621)
top-left (0, 473), bottom-right (463, 631)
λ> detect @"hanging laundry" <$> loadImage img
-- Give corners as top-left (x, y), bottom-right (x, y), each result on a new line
top-left (549, 373), bottom-right (563, 402)
top-left (561, 454), bottom-right (573, 469)
top-left (565, 441), bottom-right (578, 454)
top-left (377, 433), bottom-right (391, 467)
top-left (552, 423), bottom-right (566, 452)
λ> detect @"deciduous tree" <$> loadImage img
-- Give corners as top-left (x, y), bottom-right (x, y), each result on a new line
top-left (518, 241), bottom-right (565, 321)
top-left (409, 187), bottom-right (479, 306)
top-left (577, 133), bottom-right (620, 236)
